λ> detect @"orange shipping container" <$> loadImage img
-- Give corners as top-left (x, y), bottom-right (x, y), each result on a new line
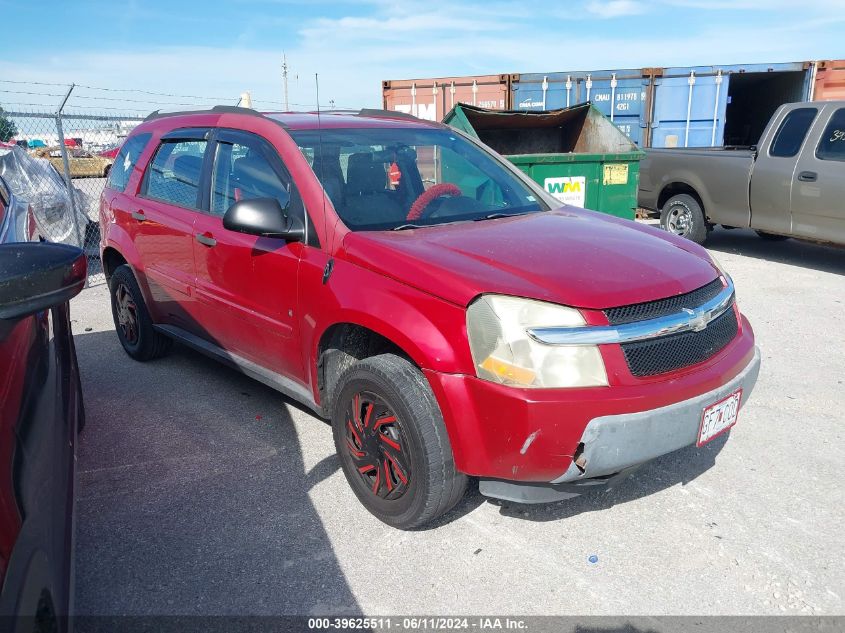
top-left (382, 74), bottom-right (511, 122)
top-left (813, 60), bottom-right (845, 101)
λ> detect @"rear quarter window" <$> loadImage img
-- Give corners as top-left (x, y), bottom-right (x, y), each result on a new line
top-left (769, 108), bottom-right (817, 158)
top-left (815, 108), bottom-right (845, 162)
top-left (106, 133), bottom-right (152, 192)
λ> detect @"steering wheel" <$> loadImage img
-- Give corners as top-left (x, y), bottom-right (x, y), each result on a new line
top-left (406, 183), bottom-right (462, 221)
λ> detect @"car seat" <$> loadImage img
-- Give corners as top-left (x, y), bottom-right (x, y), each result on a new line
top-left (344, 153), bottom-right (402, 224)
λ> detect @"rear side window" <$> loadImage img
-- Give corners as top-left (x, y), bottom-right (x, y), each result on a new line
top-left (144, 140), bottom-right (207, 209)
top-left (769, 108), bottom-right (817, 158)
top-left (815, 108), bottom-right (845, 162)
top-left (106, 133), bottom-right (151, 192)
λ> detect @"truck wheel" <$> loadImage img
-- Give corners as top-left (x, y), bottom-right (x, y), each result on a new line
top-left (331, 354), bottom-right (467, 529)
top-left (755, 230), bottom-right (789, 241)
top-left (661, 194), bottom-right (709, 244)
top-left (109, 265), bottom-right (172, 361)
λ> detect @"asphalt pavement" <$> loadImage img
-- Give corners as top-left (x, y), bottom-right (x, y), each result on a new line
top-left (70, 226), bottom-right (844, 616)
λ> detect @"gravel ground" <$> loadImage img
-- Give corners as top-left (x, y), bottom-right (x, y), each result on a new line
top-left (70, 226), bottom-right (844, 616)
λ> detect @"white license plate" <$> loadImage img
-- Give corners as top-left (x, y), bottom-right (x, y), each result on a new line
top-left (697, 388), bottom-right (742, 446)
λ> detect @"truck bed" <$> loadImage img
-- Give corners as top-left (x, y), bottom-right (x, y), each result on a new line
top-left (637, 147), bottom-right (755, 228)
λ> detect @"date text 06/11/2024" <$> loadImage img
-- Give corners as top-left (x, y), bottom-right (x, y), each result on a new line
top-left (307, 617), bottom-right (529, 630)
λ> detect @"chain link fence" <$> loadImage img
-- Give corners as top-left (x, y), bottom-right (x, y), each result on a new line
top-left (0, 106), bottom-right (145, 286)
top-left (1, 80), bottom-right (350, 286)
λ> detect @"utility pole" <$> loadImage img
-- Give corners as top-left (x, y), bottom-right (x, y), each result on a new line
top-left (282, 53), bottom-right (289, 111)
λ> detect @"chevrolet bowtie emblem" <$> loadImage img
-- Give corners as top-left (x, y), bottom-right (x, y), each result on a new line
top-left (683, 307), bottom-right (709, 332)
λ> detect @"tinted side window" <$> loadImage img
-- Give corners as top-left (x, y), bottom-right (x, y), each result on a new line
top-left (816, 108), bottom-right (845, 162)
top-left (106, 133), bottom-right (151, 192)
top-left (211, 140), bottom-right (291, 217)
top-left (769, 108), bottom-right (817, 158)
top-left (144, 140), bottom-right (207, 209)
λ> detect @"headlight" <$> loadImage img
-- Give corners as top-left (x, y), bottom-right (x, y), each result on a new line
top-left (466, 295), bottom-right (608, 388)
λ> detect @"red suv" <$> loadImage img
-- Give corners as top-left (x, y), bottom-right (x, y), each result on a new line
top-left (99, 106), bottom-right (760, 529)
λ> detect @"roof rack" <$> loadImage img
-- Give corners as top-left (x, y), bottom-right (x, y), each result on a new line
top-left (356, 108), bottom-right (418, 121)
top-left (143, 105), bottom-right (263, 122)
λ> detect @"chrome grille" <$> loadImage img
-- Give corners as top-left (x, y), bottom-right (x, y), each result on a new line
top-left (605, 278), bottom-right (724, 326)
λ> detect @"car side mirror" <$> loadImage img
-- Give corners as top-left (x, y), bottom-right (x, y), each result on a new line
top-left (0, 242), bottom-right (87, 321)
top-left (222, 197), bottom-right (305, 242)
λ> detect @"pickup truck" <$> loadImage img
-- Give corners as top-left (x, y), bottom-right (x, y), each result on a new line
top-left (100, 106), bottom-right (759, 529)
top-left (638, 101), bottom-right (845, 245)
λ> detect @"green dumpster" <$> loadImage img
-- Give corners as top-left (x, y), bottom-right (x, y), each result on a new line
top-left (443, 103), bottom-right (644, 220)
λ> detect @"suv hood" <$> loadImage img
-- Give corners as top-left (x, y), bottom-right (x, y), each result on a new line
top-left (340, 209), bottom-right (719, 310)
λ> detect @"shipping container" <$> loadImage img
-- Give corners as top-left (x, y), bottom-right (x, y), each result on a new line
top-left (649, 62), bottom-right (812, 148)
top-left (382, 75), bottom-right (510, 122)
top-left (511, 69), bottom-right (655, 147)
top-left (813, 60), bottom-right (845, 101)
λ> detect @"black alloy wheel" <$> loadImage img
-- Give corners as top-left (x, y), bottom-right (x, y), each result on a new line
top-left (344, 391), bottom-right (412, 500)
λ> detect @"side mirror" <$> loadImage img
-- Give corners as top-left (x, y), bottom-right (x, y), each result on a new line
top-left (0, 242), bottom-right (87, 321)
top-left (222, 197), bottom-right (305, 242)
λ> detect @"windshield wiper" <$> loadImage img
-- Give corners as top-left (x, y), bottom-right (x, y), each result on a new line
top-left (391, 223), bottom-right (425, 231)
top-left (474, 211), bottom-right (533, 221)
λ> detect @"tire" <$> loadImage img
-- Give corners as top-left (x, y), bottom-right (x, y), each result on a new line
top-left (108, 264), bottom-right (172, 361)
top-left (755, 230), bottom-right (789, 241)
top-left (331, 354), bottom-right (467, 529)
top-left (660, 193), bottom-right (709, 244)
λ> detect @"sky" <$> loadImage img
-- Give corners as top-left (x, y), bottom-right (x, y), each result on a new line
top-left (0, 0), bottom-right (843, 114)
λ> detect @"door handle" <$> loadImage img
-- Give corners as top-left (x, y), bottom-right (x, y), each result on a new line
top-left (195, 233), bottom-right (217, 247)
top-left (131, 210), bottom-right (146, 221)
top-left (797, 171), bottom-right (818, 182)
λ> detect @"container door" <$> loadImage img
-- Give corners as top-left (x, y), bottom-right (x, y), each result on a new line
top-left (577, 72), bottom-right (649, 146)
top-left (650, 70), bottom-right (729, 148)
top-left (790, 104), bottom-right (845, 244)
top-left (384, 75), bottom-right (509, 122)
top-left (512, 74), bottom-right (573, 111)
top-left (813, 61), bottom-right (845, 100)
top-left (749, 105), bottom-right (820, 235)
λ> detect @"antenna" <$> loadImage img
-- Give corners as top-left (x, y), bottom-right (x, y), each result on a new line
top-left (316, 73), bottom-right (334, 278)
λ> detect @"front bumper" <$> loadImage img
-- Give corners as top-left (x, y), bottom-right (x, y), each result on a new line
top-left (554, 345), bottom-right (760, 483)
top-left (477, 346), bottom-right (760, 503)
top-left (425, 319), bottom-right (759, 486)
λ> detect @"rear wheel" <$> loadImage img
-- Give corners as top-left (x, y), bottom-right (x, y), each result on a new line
top-left (109, 264), bottom-right (171, 361)
top-left (755, 230), bottom-right (789, 241)
top-left (331, 354), bottom-right (467, 529)
top-left (661, 193), bottom-right (709, 244)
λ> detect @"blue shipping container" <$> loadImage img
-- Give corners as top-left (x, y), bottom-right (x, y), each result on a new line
top-left (650, 62), bottom-right (812, 148)
top-left (512, 69), bottom-right (651, 146)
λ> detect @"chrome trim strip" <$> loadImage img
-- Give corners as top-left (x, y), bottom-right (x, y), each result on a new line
top-left (527, 278), bottom-right (735, 346)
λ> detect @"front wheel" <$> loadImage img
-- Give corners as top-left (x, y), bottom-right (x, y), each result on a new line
top-left (660, 193), bottom-right (709, 244)
top-left (331, 354), bottom-right (467, 529)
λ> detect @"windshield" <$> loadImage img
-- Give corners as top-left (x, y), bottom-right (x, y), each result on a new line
top-left (289, 127), bottom-right (546, 231)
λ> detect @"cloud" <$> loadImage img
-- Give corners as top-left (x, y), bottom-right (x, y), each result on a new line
top-left (585, 0), bottom-right (647, 18)
top-left (0, 0), bottom-right (842, 114)
top-left (665, 0), bottom-right (842, 8)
